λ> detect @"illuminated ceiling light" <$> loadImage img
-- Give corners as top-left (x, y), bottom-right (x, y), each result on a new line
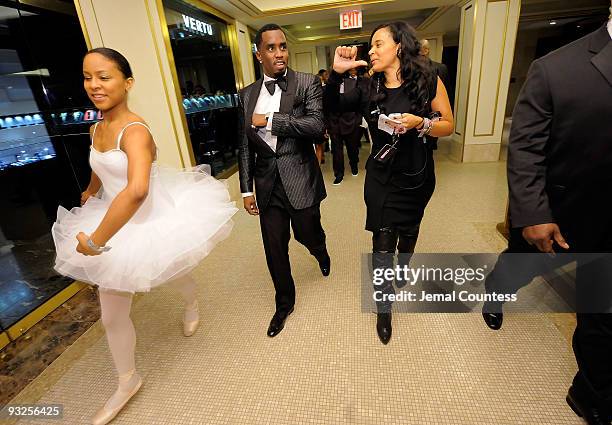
top-left (549, 20), bottom-right (557, 25)
top-left (305, 25), bottom-right (311, 29)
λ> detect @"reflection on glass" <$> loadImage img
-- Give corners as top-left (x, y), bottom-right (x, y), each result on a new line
top-left (163, 0), bottom-right (240, 176)
top-left (181, 93), bottom-right (235, 113)
top-left (0, 1), bottom-right (90, 331)
top-left (250, 38), bottom-right (262, 81)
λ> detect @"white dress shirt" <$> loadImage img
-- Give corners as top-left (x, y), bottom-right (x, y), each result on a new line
top-left (242, 70), bottom-right (287, 198)
top-left (339, 75), bottom-right (357, 94)
top-left (254, 70), bottom-right (288, 152)
top-left (608, 17), bottom-right (611, 39)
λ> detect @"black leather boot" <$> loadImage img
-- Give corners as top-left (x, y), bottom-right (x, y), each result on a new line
top-left (372, 228), bottom-right (398, 345)
top-left (396, 234), bottom-right (417, 289)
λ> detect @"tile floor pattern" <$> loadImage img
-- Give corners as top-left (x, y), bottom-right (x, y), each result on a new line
top-left (8, 140), bottom-right (582, 424)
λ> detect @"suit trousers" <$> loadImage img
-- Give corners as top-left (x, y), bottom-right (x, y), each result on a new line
top-left (485, 227), bottom-right (612, 408)
top-left (259, 173), bottom-right (327, 313)
top-left (331, 126), bottom-right (361, 177)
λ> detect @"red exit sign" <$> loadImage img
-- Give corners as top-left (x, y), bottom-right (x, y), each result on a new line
top-left (340, 10), bottom-right (362, 30)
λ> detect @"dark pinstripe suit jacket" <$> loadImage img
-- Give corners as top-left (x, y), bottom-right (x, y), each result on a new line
top-left (238, 68), bottom-right (327, 211)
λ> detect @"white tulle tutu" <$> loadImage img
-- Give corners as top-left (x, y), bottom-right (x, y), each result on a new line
top-left (52, 164), bottom-right (238, 293)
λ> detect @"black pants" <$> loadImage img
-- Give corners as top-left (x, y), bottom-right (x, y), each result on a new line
top-left (362, 127), bottom-right (370, 146)
top-left (331, 126), bottom-right (361, 178)
top-left (259, 178), bottom-right (327, 314)
top-left (372, 226), bottom-right (419, 313)
top-left (485, 227), bottom-right (612, 409)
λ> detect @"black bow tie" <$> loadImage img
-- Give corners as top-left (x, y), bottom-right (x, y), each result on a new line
top-left (264, 75), bottom-right (287, 95)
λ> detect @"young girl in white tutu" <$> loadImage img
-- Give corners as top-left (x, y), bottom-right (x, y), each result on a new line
top-left (52, 48), bottom-right (237, 424)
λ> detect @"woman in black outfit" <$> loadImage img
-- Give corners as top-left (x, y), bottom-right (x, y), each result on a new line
top-left (324, 22), bottom-right (454, 344)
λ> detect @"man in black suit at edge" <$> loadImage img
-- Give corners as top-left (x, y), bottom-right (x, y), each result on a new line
top-left (482, 13), bottom-right (612, 425)
top-left (238, 24), bottom-right (331, 338)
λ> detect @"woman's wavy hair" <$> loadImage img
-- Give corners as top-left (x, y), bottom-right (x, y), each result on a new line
top-left (369, 21), bottom-right (435, 116)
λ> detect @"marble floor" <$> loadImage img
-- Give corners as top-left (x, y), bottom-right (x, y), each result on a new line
top-left (3, 140), bottom-right (579, 424)
top-left (0, 286), bottom-right (100, 406)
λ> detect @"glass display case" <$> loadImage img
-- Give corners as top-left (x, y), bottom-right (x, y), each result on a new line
top-left (163, 0), bottom-right (240, 176)
top-left (0, 0), bottom-right (91, 335)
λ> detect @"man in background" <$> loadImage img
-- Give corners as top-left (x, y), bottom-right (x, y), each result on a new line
top-left (419, 39), bottom-right (449, 89)
top-left (326, 67), bottom-right (364, 185)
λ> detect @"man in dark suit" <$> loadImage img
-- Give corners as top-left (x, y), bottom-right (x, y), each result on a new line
top-left (482, 21), bottom-right (612, 424)
top-left (325, 67), bottom-right (363, 185)
top-left (419, 39), bottom-right (449, 89)
top-left (419, 39), bottom-right (448, 150)
top-left (238, 23), bottom-right (331, 338)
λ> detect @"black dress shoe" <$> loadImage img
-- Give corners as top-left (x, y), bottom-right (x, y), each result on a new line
top-left (267, 308), bottom-right (294, 338)
top-left (482, 301), bottom-right (503, 330)
top-left (376, 312), bottom-right (392, 345)
top-left (566, 386), bottom-right (611, 425)
top-left (351, 165), bottom-right (358, 176)
top-left (333, 176), bottom-right (343, 185)
top-left (318, 253), bottom-right (331, 277)
top-left (482, 312), bottom-right (503, 330)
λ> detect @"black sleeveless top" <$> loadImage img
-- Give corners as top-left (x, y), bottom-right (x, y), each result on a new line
top-left (323, 71), bottom-right (438, 232)
top-left (369, 86), bottom-right (429, 176)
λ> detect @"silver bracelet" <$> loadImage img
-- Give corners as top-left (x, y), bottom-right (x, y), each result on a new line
top-left (87, 238), bottom-right (111, 253)
top-left (425, 118), bottom-right (433, 136)
top-left (417, 117), bottom-right (432, 138)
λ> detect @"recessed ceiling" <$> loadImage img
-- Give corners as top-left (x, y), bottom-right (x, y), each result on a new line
top-left (245, 0), bottom-right (455, 13)
top-left (204, 0), bottom-right (610, 44)
top-left (205, 0), bottom-right (457, 40)
top-left (243, 0), bottom-right (456, 43)
top-left (282, 7), bottom-right (435, 42)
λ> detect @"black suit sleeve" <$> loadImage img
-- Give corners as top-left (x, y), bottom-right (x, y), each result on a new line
top-left (323, 71), bottom-right (367, 114)
top-left (507, 59), bottom-right (554, 228)
top-left (237, 91), bottom-right (255, 194)
top-left (270, 75), bottom-right (324, 140)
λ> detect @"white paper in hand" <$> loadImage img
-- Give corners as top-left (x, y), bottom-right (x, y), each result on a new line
top-left (377, 114), bottom-right (395, 135)
top-left (377, 114), bottom-right (405, 135)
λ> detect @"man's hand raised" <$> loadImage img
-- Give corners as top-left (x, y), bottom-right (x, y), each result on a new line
top-left (333, 46), bottom-right (368, 74)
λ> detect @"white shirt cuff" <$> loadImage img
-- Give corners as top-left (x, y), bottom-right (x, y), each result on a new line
top-left (266, 112), bottom-right (274, 131)
top-left (241, 192), bottom-right (254, 198)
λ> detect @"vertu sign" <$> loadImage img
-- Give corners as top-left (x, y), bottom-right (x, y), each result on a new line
top-left (181, 14), bottom-right (213, 36)
top-left (339, 10), bottom-right (362, 30)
